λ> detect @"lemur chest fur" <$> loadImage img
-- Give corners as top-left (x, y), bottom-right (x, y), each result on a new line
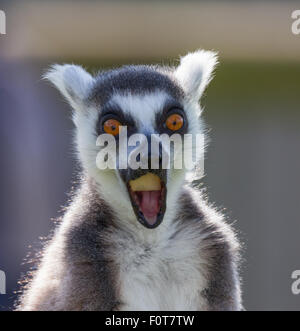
top-left (111, 223), bottom-right (207, 311)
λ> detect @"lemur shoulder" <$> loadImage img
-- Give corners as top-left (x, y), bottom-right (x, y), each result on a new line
top-left (17, 50), bottom-right (242, 311)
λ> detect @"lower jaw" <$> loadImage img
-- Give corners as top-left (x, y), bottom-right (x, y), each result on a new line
top-left (136, 208), bottom-right (165, 229)
top-left (128, 184), bottom-right (167, 229)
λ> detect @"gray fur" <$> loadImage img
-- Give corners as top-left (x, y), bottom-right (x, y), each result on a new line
top-left (17, 179), bottom-right (121, 310)
top-left (17, 180), bottom-right (241, 311)
top-left (88, 65), bottom-right (184, 106)
top-left (178, 190), bottom-right (241, 311)
top-left (17, 51), bottom-right (242, 311)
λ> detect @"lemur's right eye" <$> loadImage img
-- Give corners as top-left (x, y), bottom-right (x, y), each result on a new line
top-left (165, 113), bottom-right (184, 131)
top-left (103, 119), bottom-right (121, 136)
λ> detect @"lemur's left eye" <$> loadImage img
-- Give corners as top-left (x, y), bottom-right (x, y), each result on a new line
top-left (103, 119), bottom-right (121, 136)
top-left (165, 114), bottom-right (184, 131)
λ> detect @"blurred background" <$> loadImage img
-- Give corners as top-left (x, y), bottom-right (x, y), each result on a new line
top-left (0, 0), bottom-right (299, 311)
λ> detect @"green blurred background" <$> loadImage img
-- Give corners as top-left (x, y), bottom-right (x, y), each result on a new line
top-left (0, 0), bottom-right (300, 310)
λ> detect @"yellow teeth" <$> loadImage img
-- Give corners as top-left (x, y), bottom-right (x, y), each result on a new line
top-left (129, 173), bottom-right (161, 192)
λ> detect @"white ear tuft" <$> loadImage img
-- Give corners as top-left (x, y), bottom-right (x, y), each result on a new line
top-left (44, 64), bottom-right (94, 110)
top-left (174, 50), bottom-right (218, 101)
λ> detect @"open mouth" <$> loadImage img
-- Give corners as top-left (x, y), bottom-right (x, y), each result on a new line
top-left (127, 173), bottom-right (167, 229)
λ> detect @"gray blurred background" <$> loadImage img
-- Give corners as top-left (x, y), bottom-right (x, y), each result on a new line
top-left (0, 0), bottom-right (299, 310)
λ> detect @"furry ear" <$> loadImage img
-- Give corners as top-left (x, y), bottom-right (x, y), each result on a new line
top-left (44, 64), bottom-right (94, 110)
top-left (174, 50), bottom-right (218, 101)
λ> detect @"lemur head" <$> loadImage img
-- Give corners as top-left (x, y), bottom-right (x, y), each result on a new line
top-left (45, 50), bottom-right (218, 229)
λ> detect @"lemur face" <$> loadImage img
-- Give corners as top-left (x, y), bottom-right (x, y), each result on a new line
top-left (90, 67), bottom-right (188, 228)
top-left (45, 50), bottom-right (218, 229)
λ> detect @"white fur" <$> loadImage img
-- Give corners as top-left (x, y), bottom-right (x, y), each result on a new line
top-left (43, 52), bottom-right (213, 246)
top-left (18, 51), bottom-right (243, 311)
top-left (38, 52), bottom-right (226, 311)
top-left (21, 185), bottom-right (211, 311)
top-left (111, 92), bottom-right (168, 132)
top-left (175, 50), bottom-right (218, 104)
top-left (44, 64), bottom-right (94, 111)
top-left (113, 219), bottom-right (208, 310)
top-left (102, 185), bottom-right (213, 311)
top-left (70, 91), bottom-right (202, 230)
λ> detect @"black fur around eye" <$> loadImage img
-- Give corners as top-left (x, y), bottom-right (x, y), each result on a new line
top-left (156, 106), bottom-right (188, 134)
top-left (101, 113), bottom-right (122, 126)
top-left (96, 109), bottom-right (137, 137)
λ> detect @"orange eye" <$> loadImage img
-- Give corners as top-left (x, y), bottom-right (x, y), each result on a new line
top-left (165, 113), bottom-right (184, 131)
top-left (103, 119), bottom-right (121, 136)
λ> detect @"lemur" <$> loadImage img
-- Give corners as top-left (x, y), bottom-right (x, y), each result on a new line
top-left (17, 50), bottom-right (242, 311)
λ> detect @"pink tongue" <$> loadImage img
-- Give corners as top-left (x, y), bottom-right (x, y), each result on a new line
top-left (139, 191), bottom-right (161, 225)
